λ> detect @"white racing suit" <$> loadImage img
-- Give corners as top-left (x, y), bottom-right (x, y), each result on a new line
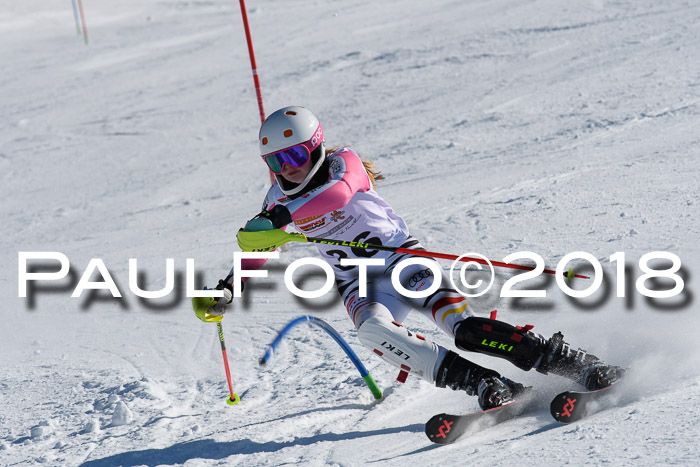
top-left (238, 148), bottom-right (475, 384)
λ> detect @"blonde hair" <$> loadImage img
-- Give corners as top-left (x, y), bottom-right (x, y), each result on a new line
top-left (326, 146), bottom-right (385, 189)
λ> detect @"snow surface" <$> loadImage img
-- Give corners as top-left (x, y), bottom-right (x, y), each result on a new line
top-left (2, 0), bottom-right (700, 465)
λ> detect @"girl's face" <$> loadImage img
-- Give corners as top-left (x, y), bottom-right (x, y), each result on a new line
top-left (280, 158), bottom-right (313, 184)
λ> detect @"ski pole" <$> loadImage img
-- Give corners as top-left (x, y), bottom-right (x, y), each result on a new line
top-left (240, 230), bottom-right (589, 280)
top-left (216, 322), bottom-right (241, 406)
top-left (305, 236), bottom-right (587, 279)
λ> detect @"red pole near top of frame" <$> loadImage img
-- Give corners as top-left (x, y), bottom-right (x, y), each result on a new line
top-left (76, 0), bottom-right (89, 45)
top-left (237, 0), bottom-right (274, 184)
top-left (238, 0), bottom-right (266, 124)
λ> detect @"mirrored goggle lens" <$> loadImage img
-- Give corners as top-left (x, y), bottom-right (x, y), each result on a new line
top-left (263, 145), bottom-right (310, 173)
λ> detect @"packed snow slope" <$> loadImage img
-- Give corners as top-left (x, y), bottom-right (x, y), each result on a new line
top-left (2, 0), bottom-right (700, 465)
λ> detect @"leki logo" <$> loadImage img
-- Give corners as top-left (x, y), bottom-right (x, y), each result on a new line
top-left (481, 339), bottom-right (514, 352)
top-left (380, 341), bottom-right (410, 361)
top-left (436, 419), bottom-right (454, 439)
top-left (562, 397), bottom-right (577, 418)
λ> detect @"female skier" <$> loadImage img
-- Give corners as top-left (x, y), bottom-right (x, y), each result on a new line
top-left (193, 106), bottom-right (623, 410)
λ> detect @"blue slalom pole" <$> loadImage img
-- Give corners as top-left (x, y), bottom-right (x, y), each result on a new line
top-left (70, 0), bottom-right (81, 36)
top-left (260, 315), bottom-right (383, 399)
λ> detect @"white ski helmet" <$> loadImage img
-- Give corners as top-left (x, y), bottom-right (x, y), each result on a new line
top-left (259, 106), bottom-right (326, 196)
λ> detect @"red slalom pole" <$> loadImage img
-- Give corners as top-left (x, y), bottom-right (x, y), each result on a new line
top-left (76, 0), bottom-right (89, 45)
top-left (300, 236), bottom-right (589, 280)
top-left (238, 0), bottom-right (265, 124)
top-left (237, 0), bottom-right (275, 185)
top-left (390, 247), bottom-right (588, 279)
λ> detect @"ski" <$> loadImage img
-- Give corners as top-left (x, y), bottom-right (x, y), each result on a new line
top-left (425, 393), bottom-right (539, 445)
top-left (550, 384), bottom-right (618, 423)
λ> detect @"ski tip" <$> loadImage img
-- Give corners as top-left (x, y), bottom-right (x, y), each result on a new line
top-left (425, 414), bottom-right (457, 445)
top-left (550, 393), bottom-right (577, 423)
top-left (549, 384), bottom-right (619, 423)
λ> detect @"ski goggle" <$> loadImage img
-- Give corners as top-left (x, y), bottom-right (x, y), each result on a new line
top-left (260, 123), bottom-right (324, 174)
top-left (261, 143), bottom-right (313, 174)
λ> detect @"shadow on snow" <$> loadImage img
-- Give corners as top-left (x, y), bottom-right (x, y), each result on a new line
top-left (80, 423), bottom-right (425, 466)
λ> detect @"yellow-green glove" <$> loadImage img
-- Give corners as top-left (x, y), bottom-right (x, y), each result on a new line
top-left (237, 228), bottom-right (306, 252)
top-left (192, 287), bottom-right (232, 323)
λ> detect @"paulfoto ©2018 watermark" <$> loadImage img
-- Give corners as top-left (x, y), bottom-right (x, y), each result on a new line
top-left (17, 250), bottom-right (685, 301)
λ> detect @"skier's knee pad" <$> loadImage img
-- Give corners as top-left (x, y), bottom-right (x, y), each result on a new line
top-left (357, 316), bottom-right (445, 382)
top-left (454, 317), bottom-right (547, 371)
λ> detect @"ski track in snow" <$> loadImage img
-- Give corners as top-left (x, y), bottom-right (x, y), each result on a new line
top-left (2, 0), bottom-right (700, 465)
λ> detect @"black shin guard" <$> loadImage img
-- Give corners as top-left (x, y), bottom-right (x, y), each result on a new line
top-left (454, 317), bottom-right (547, 371)
top-left (435, 350), bottom-right (498, 395)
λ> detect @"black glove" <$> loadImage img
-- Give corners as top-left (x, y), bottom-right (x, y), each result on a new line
top-left (244, 205), bottom-right (292, 232)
